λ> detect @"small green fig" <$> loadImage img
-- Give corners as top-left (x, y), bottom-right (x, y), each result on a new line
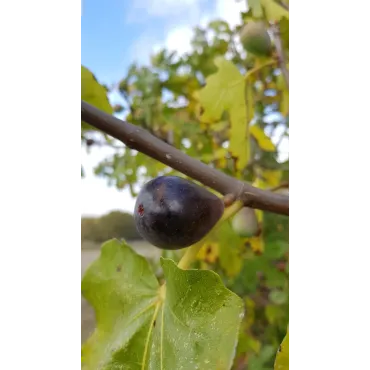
top-left (240, 21), bottom-right (272, 57)
top-left (232, 207), bottom-right (259, 237)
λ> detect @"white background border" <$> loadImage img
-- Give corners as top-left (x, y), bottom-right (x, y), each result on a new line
top-left (0, 1), bottom-right (81, 368)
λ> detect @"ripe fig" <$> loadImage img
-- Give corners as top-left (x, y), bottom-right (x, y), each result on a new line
top-left (134, 176), bottom-right (224, 250)
top-left (232, 207), bottom-right (259, 238)
top-left (240, 21), bottom-right (272, 57)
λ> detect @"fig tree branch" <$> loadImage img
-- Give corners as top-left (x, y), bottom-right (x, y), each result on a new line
top-left (271, 22), bottom-right (289, 89)
top-left (81, 100), bottom-right (289, 216)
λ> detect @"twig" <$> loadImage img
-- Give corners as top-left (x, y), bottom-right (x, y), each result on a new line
top-left (81, 101), bottom-right (289, 215)
top-left (244, 60), bottom-right (277, 80)
top-left (271, 22), bottom-right (289, 89)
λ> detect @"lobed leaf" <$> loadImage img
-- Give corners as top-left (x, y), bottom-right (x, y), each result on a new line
top-left (82, 239), bottom-right (245, 370)
top-left (198, 57), bottom-right (250, 170)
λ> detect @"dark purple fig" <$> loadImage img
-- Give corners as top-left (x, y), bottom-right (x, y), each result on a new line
top-left (134, 176), bottom-right (224, 250)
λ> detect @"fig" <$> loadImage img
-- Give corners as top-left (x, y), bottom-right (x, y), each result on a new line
top-left (134, 176), bottom-right (224, 250)
top-left (232, 207), bottom-right (259, 238)
top-left (240, 21), bottom-right (272, 57)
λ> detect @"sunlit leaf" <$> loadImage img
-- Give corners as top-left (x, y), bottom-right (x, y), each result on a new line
top-left (250, 124), bottom-right (276, 152)
top-left (197, 242), bottom-right (219, 264)
top-left (262, 169), bottom-right (282, 187)
top-left (198, 57), bottom-right (250, 170)
top-left (252, 178), bottom-right (265, 224)
top-left (281, 89), bottom-right (289, 116)
top-left (247, 235), bottom-right (265, 254)
top-left (261, 0), bottom-right (289, 21)
top-left (274, 327), bottom-right (289, 370)
top-left (81, 65), bottom-right (113, 116)
top-left (248, 0), bottom-right (263, 18)
top-left (201, 147), bottom-right (228, 163)
top-left (211, 120), bottom-right (229, 132)
top-left (82, 239), bottom-right (244, 370)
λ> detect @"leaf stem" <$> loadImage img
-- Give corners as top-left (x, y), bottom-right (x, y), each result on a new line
top-left (177, 200), bottom-right (244, 270)
top-left (244, 60), bottom-right (277, 80)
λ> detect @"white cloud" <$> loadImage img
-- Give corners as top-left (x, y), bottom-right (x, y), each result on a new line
top-left (129, 0), bottom-right (247, 63)
top-left (127, 0), bottom-right (205, 20)
top-left (214, 0), bottom-right (247, 27)
top-left (152, 0), bottom-right (247, 56)
top-left (164, 26), bottom-right (193, 54)
top-left (130, 34), bottom-right (163, 65)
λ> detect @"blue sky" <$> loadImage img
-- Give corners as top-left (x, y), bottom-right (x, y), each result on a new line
top-left (81, 0), bottom-right (244, 84)
top-left (81, 0), bottom-right (256, 217)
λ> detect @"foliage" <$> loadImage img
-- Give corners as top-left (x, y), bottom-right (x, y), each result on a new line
top-left (82, 239), bottom-right (244, 370)
top-left (81, 1), bottom-right (289, 368)
top-left (81, 65), bottom-right (113, 139)
top-left (81, 211), bottom-right (142, 244)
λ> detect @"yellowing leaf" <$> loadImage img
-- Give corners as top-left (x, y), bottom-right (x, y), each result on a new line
top-left (250, 125), bottom-right (276, 152)
top-left (262, 169), bottom-right (282, 187)
top-left (197, 242), bottom-right (219, 264)
top-left (198, 57), bottom-right (250, 170)
top-left (201, 148), bottom-right (227, 164)
top-left (252, 178), bottom-right (265, 223)
top-left (281, 90), bottom-right (289, 116)
top-left (249, 0), bottom-right (263, 18)
top-left (256, 210), bottom-right (264, 224)
top-left (261, 0), bottom-right (289, 21)
top-left (81, 66), bottom-right (112, 114)
top-left (248, 236), bottom-right (265, 254)
top-left (274, 327), bottom-right (289, 370)
top-left (244, 81), bottom-right (254, 162)
top-left (212, 120), bottom-right (229, 132)
top-left (276, 73), bottom-right (289, 116)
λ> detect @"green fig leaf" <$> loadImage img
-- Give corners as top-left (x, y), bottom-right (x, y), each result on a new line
top-left (82, 239), bottom-right (244, 370)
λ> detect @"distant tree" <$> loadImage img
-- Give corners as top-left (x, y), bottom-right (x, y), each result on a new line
top-left (81, 211), bottom-right (142, 243)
